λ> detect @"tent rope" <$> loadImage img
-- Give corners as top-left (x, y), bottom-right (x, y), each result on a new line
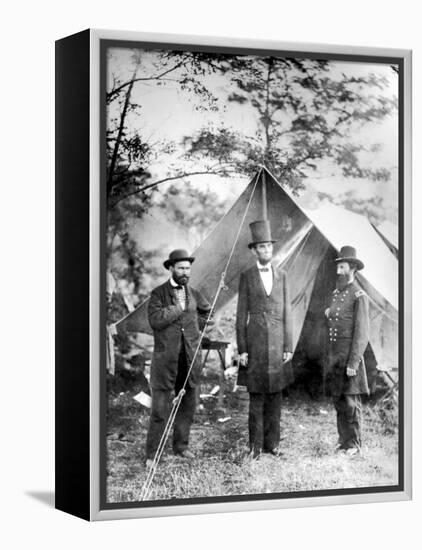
top-left (139, 169), bottom-right (262, 501)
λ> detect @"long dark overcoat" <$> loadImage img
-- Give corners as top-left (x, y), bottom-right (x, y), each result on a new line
top-left (236, 265), bottom-right (293, 393)
top-left (148, 280), bottom-right (211, 390)
top-left (326, 280), bottom-right (370, 396)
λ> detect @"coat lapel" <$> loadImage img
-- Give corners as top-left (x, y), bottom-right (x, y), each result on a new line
top-left (252, 265), bottom-right (266, 298)
top-left (166, 280), bottom-right (192, 310)
top-left (164, 280), bottom-right (175, 304)
top-left (271, 266), bottom-right (281, 296)
top-left (185, 284), bottom-right (194, 310)
top-left (254, 263), bottom-right (279, 297)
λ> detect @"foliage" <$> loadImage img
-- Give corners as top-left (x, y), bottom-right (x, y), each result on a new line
top-left (105, 48), bottom-right (397, 318)
top-left (186, 57), bottom-right (397, 192)
top-left (106, 50), bottom-right (239, 208)
top-left (155, 181), bottom-right (227, 247)
top-left (106, 50), bottom-right (240, 294)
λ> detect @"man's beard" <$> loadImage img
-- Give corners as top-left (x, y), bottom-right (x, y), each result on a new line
top-left (174, 274), bottom-right (189, 286)
top-left (257, 255), bottom-right (272, 265)
top-left (336, 274), bottom-right (349, 290)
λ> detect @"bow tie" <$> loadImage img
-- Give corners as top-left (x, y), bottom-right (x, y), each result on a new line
top-left (173, 285), bottom-right (184, 290)
top-left (259, 267), bottom-right (270, 272)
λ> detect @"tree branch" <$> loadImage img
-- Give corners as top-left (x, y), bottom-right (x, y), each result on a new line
top-left (263, 59), bottom-right (273, 155)
top-left (107, 61), bottom-right (185, 102)
top-left (107, 67), bottom-right (138, 192)
top-left (109, 169), bottom-right (237, 208)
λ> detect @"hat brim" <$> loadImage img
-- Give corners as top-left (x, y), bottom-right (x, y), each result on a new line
top-left (163, 257), bottom-right (195, 270)
top-left (334, 257), bottom-right (364, 271)
top-left (248, 240), bottom-right (277, 249)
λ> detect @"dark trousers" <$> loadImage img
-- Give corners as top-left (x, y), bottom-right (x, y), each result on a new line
top-left (146, 345), bottom-right (197, 460)
top-left (248, 392), bottom-right (283, 455)
top-left (333, 394), bottom-right (362, 449)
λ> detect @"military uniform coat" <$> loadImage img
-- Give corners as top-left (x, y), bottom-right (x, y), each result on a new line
top-left (326, 280), bottom-right (370, 396)
top-left (148, 280), bottom-right (211, 390)
top-left (236, 265), bottom-right (293, 393)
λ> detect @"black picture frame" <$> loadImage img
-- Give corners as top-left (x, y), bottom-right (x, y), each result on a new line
top-left (55, 29), bottom-right (412, 521)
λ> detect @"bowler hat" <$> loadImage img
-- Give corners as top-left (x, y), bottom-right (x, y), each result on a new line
top-left (248, 220), bottom-right (276, 249)
top-left (334, 245), bottom-right (364, 271)
top-left (163, 249), bottom-right (195, 270)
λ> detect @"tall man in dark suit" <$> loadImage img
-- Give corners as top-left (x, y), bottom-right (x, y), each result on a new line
top-left (236, 220), bottom-right (293, 458)
top-left (325, 246), bottom-right (370, 457)
top-left (146, 249), bottom-right (212, 467)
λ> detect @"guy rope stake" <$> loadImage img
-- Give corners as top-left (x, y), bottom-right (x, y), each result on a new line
top-left (139, 170), bottom-right (261, 501)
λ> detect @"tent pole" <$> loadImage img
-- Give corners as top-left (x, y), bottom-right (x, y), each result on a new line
top-left (262, 169), bottom-right (267, 219)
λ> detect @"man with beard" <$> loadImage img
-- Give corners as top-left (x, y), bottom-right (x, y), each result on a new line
top-left (325, 246), bottom-right (370, 457)
top-left (145, 249), bottom-right (212, 468)
top-left (236, 220), bottom-right (293, 459)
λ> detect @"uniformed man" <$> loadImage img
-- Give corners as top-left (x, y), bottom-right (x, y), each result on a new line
top-left (236, 220), bottom-right (293, 458)
top-left (145, 249), bottom-right (212, 468)
top-left (325, 245), bottom-right (370, 457)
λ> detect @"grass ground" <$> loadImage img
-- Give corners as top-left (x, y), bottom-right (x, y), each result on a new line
top-left (106, 363), bottom-right (399, 504)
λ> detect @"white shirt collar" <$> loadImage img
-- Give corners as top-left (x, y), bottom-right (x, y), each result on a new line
top-left (170, 278), bottom-right (180, 287)
top-left (257, 261), bottom-right (272, 270)
top-left (257, 262), bottom-right (273, 295)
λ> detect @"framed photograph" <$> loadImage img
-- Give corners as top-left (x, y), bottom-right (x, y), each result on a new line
top-left (55, 29), bottom-right (412, 521)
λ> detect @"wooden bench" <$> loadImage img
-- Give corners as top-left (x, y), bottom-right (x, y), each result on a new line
top-left (201, 339), bottom-right (231, 410)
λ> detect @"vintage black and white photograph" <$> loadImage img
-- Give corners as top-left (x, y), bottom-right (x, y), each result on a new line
top-left (103, 41), bottom-right (401, 506)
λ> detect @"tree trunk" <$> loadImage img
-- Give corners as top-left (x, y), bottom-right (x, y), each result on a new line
top-left (107, 65), bottom-right (139, 197)
top-left (263, 58), bottom-right (274, 161)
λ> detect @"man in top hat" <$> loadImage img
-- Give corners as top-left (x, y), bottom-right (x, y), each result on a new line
top-left (236, 220), bottom-right (293, 458)
top-left (325, 245), bottom-right (370, 457)
top-left (145, 249), bottom-right (212, 467)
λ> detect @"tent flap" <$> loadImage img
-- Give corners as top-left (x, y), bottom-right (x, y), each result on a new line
top-left (115, 167), bottom-right (398, 371)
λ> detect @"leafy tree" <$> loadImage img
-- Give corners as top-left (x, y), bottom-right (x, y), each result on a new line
top-left (155, 181), bottom-right (227, 248)
top-left (105, 49), bottom-right (223, 289)
top-left (105, 49), bottom-right (239, 266)
top-left (106, 49), bottom-right (241, 209)
top-left (106, 50), bottom-right (397, 316)
top-left (185, 57), bottom-right (397, 193)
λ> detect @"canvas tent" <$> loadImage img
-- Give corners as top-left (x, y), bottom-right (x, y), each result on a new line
top-left (116, 167), bottom-right (399, 393)
top-left (373, 220), bottom-right (399, 259)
